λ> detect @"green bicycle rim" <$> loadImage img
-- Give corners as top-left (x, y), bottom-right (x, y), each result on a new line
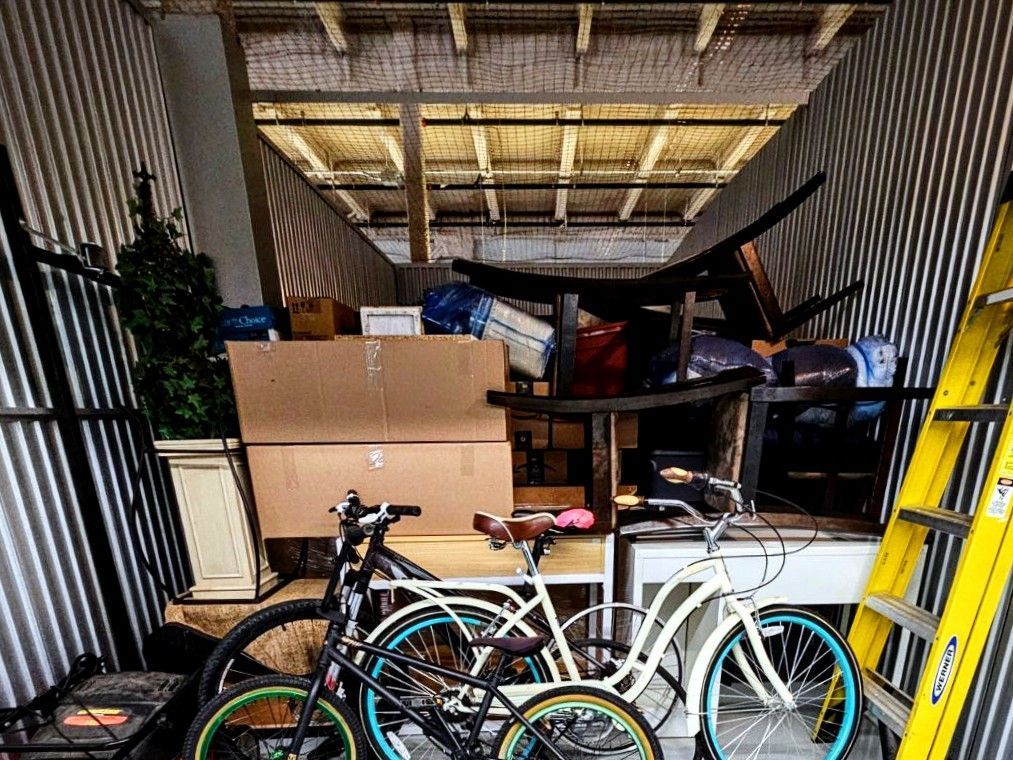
top-left (195, 684), bottom-right (356, 760)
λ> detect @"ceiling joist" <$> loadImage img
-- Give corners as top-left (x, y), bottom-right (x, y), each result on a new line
top-left (694, 4), bottom-right (725, 54)
top-left (809, 4), bottom-right (856, 54)
top-left (448, 3), bottom-right (468, 54)
top-left (282, 127), bottom-right (369, 221)
top-left (467, 106), bottom-right (500, 221)
top-left (618, 106), bottom-right (680, 221)
top-left (314, 2), bottom-right (348, 54)
top-left (683, 124), bottom-right (764, 219)
top-left (576, 4), bottom-right (594, 56)
top-left (554, 107), bottom-right (582, 220)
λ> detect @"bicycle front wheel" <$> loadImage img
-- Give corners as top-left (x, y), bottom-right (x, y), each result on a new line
top-left (184, 675), bottom-right (366, 759)
top-left (698, 606), bottom-right (862, 760)
top-left (494, 685), bottom-right (663, 759)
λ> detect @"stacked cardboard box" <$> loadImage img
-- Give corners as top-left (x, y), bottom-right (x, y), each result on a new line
top-left (286, 296), bottom-right (359, 339)
top-left (228, 337), bottom-right (514, 537)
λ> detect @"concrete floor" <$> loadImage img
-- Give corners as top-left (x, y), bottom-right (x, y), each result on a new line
top-left (659, 717), bottom-right (883, 759)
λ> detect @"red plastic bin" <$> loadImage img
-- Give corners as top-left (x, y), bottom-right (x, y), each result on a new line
top-left (570, 321), bottom-right (628, 397)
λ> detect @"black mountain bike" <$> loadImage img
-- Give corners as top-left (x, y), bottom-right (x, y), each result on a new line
top-left (183, 506), bottom-right (663, 760)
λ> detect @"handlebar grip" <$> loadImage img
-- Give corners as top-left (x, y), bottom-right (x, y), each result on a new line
top-left (387, 505), bottom-right (422, 517)
top-left (659, 466), bottom-right (694, 484)
top-left (613, 494), bottom-right (645, 507)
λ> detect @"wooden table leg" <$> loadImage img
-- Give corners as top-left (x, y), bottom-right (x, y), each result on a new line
top-left (673, 290), bottom-right (696, 381)
top-left (590, 411), bottom-right (617, 529)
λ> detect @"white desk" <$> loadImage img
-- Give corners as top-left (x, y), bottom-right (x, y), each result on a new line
top-left (619, 528), bottom-right (883, 608)
top-left (617, 528), bottom-right (890, 737)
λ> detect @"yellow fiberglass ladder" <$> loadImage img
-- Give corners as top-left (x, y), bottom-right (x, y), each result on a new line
top-left (847, 173), bottom-right (1013, 760)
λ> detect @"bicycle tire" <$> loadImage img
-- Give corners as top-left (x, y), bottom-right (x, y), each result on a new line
top-left (183, 674), bottom-right (366, 759)
top-left (493, 685), bottom-right (664, 759)
top-left (197, 599), bottom-right (329, 704)
top-left (569, 636), bottom-right (682, 734)
top-left (697, 605), bottom-right (862, 760)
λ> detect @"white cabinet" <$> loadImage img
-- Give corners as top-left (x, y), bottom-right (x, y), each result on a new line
top-left (156, 439), bottom-right (277, 600)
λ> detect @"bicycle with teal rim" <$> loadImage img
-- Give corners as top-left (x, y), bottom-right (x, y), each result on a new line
top-left (365, 467), bottom-right (864, 760)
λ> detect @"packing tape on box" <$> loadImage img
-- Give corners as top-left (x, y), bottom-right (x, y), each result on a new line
top-left (458, 343), bottom-right (473, 377)
top-left (282, 448), bottom-right (299, 490)
top-left (364, 340), bottom-right (383, 389)
top-left (460, 445), bottom-right (475, 476)
top-left (368, 446), bottom-right (385, 470)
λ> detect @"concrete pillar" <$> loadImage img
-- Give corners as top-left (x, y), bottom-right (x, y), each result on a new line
top-left (154, 14), bottom-right (281, 307)
top-left (400, 103), bottom-right (430, 263)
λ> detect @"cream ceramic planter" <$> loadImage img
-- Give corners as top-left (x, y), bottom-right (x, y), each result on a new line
top-left (156, 438), bottom-right (278, 600)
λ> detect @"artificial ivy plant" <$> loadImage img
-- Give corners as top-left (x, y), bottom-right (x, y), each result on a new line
top-left (115, 167), bottom-right (237, 440)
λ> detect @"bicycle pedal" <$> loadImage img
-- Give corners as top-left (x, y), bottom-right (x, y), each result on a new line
top-left (386, 731), bottom-right (412, 760)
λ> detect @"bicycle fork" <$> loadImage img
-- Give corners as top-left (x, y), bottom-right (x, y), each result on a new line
top-left (728, 607), bottom-right (797, 710)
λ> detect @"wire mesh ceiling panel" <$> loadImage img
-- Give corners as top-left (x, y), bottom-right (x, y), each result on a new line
top-left (0, 0), bottom-right (189, 704)
top-left (153, 1), bottom-right (889, 264)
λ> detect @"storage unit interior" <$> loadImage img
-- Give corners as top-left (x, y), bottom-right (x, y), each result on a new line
top-left (1, 1), bottom-right (1012, 759)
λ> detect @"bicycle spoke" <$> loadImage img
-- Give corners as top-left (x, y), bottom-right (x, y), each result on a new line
top-left (704, 615), bottom-right (859, 760)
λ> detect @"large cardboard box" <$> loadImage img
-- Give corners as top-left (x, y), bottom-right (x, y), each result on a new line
top-left (248, 442), bottom-right (513, 537)
top-left (286, 296), bottom-right (358, 340)
top-left (228, 337), bottom-right (508, 443)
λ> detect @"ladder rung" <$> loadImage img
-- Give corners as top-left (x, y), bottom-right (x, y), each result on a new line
top-left (973, 287), bottom-right (1013, 310)
top-left (865, 593), bottom-right (940, 640)
top-left (934, 404), bottom-right (1007, 422)
top-left (863, 670), bottom-right (913, 737)
top-left (898, 506), bottom-right (973, 538)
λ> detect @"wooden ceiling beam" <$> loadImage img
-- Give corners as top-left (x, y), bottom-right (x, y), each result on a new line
top-left (448, 3), bottom-right (468, 54)
top-left (694, 4), bottom-right (725, 54)
top-left (314, 2), bottom-right (348, 54)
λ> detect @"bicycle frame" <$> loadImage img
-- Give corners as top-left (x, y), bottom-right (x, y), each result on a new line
top-left (384, 542), bottom-right (794, 737)
top-left (287, 618), bottom-right (571, 760)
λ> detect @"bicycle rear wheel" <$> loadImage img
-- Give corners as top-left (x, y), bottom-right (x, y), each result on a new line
top-left (184, 675), bottom-right (366, 759)
top-left (494, 685), bottom-right (663, 759)
top-left (197, 599), bottom-right (329, 704)
top-left (698, 606), bottom-right (862, 760)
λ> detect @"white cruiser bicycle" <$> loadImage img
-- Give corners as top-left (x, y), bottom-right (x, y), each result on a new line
top-left (357, 467), bottom-right (863, 760)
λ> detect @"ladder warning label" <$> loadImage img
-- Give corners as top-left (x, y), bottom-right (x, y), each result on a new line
top-left (986, 478), bottom-right (1013, 519)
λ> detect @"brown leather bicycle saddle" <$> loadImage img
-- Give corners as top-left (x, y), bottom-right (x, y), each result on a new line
top-left (473, 511), bottom-right (555, 542)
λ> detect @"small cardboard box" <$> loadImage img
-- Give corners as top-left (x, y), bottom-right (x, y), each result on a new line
top-left (513, 485), bottom-right (585, 510)
top-left (287, 296), bottom-right (358, 340)
top-left (227, 337), bottom-right (508, 443)
top-left (248, 442), bottom-right (513, 537)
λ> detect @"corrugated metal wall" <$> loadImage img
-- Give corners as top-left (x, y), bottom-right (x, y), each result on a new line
top-left (0, 0), bottom-right (189, 705)
top-left (673, 0), bottom-right (1013, 756)
top-left (260, 137), bottom-right (397, 306)
top-left (395, 262), bottom-right (655, 315)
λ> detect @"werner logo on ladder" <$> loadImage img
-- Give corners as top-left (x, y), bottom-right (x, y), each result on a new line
top-left (844, 173), bottom-right (1013, 760)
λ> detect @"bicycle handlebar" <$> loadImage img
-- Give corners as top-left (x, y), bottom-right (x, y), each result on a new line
top-left (386, 505), bottom-right (423, 517)
top-left (612, 469), bottom-right (754, 551)
top-left (330, 492), bottom-right (422, 522)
